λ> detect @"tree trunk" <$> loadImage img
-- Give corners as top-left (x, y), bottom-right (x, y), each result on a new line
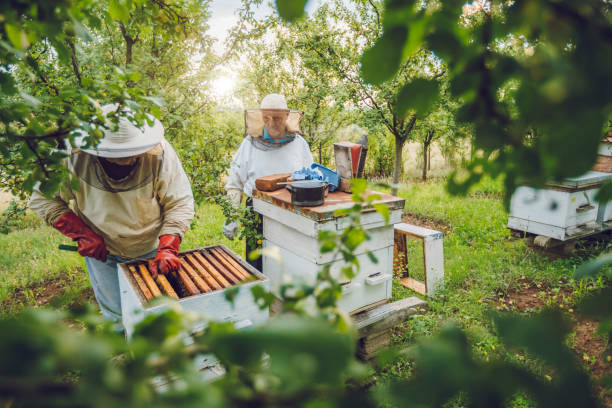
top-left (318, 142), bottom-right (322, 164)
top-left (391, 135), bottom-right (405, 196)
top-left (422, 140), bottom-right (429, 181)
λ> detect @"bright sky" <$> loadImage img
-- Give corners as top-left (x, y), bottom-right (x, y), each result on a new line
top-left (207, 0), bottom-right (322, 101)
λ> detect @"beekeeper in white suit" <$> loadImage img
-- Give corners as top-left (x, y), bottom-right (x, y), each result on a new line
top-left (29, 104), bottom-right (194, 324)
top-left (224, 93), bottom-right (313, 270)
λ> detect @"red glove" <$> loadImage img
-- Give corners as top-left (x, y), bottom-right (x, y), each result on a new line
top-left (149, 234), bottom-right (181, 279)
top-left (53, 211), bottom-right (108, 262)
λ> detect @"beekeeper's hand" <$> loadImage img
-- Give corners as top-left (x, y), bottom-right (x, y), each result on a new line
top-left (223, 221), bottom-right (238, 240)
top-left (222, 189), bottom-right (242, 240)
top-left (53, 211), bottom-right (108, 262)
top-left (149, 234), bottom-right (181, 279)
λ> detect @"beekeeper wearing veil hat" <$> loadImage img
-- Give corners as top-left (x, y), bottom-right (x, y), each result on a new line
top-left (224, 93), bottom-right (314, 270)
top-left (29, 104), bottom-right (194, 323)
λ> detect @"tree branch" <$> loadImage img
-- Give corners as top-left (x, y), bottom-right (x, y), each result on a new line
top-left (66, 38), bottom-right (82, 87)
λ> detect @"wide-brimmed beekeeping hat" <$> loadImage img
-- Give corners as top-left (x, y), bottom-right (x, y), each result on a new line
top-left (74, 104), bottom-right (164, 158)
top-left (244, 93), bottom-right (303, 138)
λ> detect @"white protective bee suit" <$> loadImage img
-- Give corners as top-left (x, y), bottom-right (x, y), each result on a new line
top-left (223, 93), bottom-right (313, 242)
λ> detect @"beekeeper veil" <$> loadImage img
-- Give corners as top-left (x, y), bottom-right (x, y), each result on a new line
top-left (245, 93), bottom-right (303, 151)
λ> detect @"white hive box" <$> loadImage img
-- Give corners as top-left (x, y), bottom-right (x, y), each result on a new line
top-left (118, 245), bottom-right (269, 338)
top-left (508, 171), bottom-right (612, 240)
top-left (253, 188), bottom-right (405, 314)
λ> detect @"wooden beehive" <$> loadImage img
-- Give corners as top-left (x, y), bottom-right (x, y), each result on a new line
top-left (118, 245), bottom-right (269, 338)
top-left (125, 246), bottom-right (257, 301)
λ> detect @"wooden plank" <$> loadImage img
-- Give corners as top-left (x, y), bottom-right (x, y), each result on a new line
top-left (394, 231), bottom-right (407, 276)
top-left (128, 265), bottom-right (153, 301)
top-left (184, 254), bottom-right (222, 291)
top-left (348, 298), bottom-right (389, 316)
top-left (394, 223), bottom-right (443, 240)
top-left (358, 330), bottom-right (391, 360)
top-left (210, 248), bottom-right (249, 280)
top-left (398, 277), bottom-right (426, 296)
top-left (138, 264), bottom-right (162, 298)
top-left (176, 267), bottom-right (200, 296)
top-left (254, 173), bottom-right (291, 191)
top-left (201, 250), bottom-right (240, 285)
top-left (353, 297), bottom-right (428, 337)
top-left (217, 247), bottom-right (252, 278)
top-left (179, 258), bottom-right (211, 293)
top-left (155, 275), bottom-right (179, 300)
top-left (191, 252), bottom-right (231, 288)
top-left (424, 236), bottom-right (444, 295)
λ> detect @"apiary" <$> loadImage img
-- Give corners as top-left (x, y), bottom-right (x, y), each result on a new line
top-left (252, 188), bottom-right (405, 314)
top-left (118, 245), bottom-right (269, 338)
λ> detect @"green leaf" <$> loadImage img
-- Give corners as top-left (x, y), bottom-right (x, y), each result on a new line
top-left (595, 181), bottom-right (612, 204)
top-left (223, 286), bottom-right (239, 306)
top-left (0, 72), bottom-right (17, 95)
top-left (360, 26), bottom-right (408, 85)
top-left (275, 0), bottom-right (308, 22)
top-left (373, 203), bottom-right (390, 224)
top-left (5, 24), bottom-right (29, 50)
top-left (350, 178), bottom-right (367, 195)
top-left (575, 252), bottom-right (612, 280)
top-left (127, 71), bottom-right (141, 82)
top-left (396, 78), bottom-right (439, 117)
top-left (342, 228), bottom-right (366, 251)
top-left (108, 0), bottom-right (130, 22)
top-left (320, 240), bottom-right (336, 253)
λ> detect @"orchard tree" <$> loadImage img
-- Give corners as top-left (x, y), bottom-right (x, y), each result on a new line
top-left (286, 0), bottom-right (447, 194)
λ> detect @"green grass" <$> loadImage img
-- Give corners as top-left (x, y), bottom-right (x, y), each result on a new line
top-left (0, 178), bottom-right (607, 404)
top-left (0, 203), bottom-right (241, 311)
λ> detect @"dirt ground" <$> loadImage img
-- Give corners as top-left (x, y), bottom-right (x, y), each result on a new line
top-left (503, 280), bottom-right (611, 406)
top-left (1, 272), bottom-right (95, 313)
top-left (402, 212), bottom-right (451, 234)
top-left (403, 214), bottom-right (611, 406)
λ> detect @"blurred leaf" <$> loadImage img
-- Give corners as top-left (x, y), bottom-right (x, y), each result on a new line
top-left (275, 0), bottom-right (309, 22)
top-left (360, 26), bottom-right (408, 85)
top-left (373, 203), bottom-right (390, 224)
top-left (108, 0), bottom-right (130, 22)
top-left (396, 78), bottom-right (439, 117)
top-left (575, 252), bottom-right (612, 279)
top-left (494, 310), bottom-right (575, 369)
top-left (223, 286), bottom-right (239, 306)
top-left (5, 23), bottom-right (29, 50)
top-left (342, 228), bottom-right (366, 251)
top-left (350, 178), bottom-right (367, 195)
top-left (595, 181), bottom-right (612, 204)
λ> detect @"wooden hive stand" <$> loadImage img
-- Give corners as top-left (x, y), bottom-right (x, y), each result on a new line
top-left (394, 223), bottom-right (445, 297)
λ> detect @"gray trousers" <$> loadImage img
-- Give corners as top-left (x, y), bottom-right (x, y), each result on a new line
top-left (85, 250), bottom-right (157, 322)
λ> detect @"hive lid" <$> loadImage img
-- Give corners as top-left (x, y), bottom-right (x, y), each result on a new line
top-left (550, 171), bottom-right (612, 188)
top-left (252, 188), bottom-right (405, 222)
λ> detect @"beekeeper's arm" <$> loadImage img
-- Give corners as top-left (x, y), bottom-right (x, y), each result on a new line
top-left (29, 184), bottom-right (73, 226)
top-left (299, 135), bottom-right (315, 168)
top-left (223, 139), bottom-right (251, 240)
top-left (29, 180), bottom-right (109, 261)
top-left (151, 140), bottom-right (195, 277)
top-left (155, 140), bottom-right (195, 239)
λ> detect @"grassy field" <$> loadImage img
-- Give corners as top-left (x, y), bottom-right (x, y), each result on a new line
top-left (0, 177), bottom-right (609, 404)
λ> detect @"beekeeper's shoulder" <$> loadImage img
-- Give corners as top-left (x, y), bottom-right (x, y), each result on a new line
top-left (293, 134), bottom-right (310, 148)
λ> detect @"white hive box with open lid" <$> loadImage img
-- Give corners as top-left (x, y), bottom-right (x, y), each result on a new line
top-left (253, 188), bottom-right (405, 314)
top-left (118, 245), bottom-right (269, 338)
